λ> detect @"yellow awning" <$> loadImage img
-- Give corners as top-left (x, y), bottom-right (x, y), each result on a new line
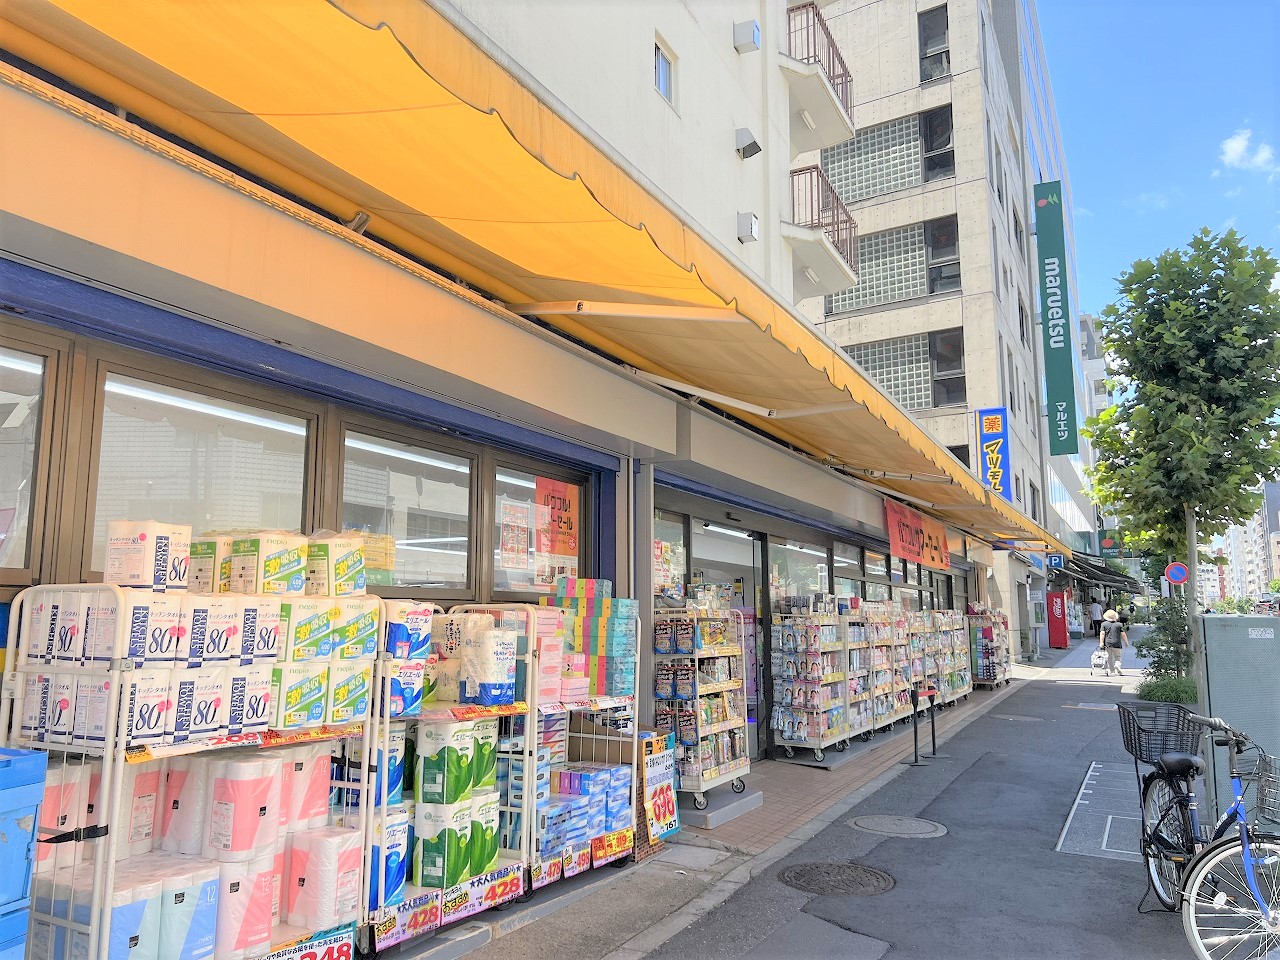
top-left (0, 0), bottom-right (1070, 556)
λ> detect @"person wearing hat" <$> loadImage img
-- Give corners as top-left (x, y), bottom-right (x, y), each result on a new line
top-left (1098, 609), bottom-right (1129, 676)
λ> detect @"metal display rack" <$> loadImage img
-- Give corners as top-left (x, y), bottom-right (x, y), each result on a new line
top-left (3, 583), bottom-right (372, 960)
top-left (931, 609), bottom-right (972, 704)
top-left (770, 611), bottom-right (852, 762)
top-left (967, 608), bottom-right (1012, 689)
top-left (655, 609), bottom-right (749, 808)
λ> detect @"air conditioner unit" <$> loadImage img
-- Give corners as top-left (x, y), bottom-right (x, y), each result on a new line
top-left (737, 212), bottom-right (759, 244)
top-left (735, 127), bottom-right (762, 160)
top-left (733, 20), bottom-right (761, 53)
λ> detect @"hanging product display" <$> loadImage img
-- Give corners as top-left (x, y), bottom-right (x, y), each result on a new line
top-left (967, 605), bottom-right (1012, 688)
top-left (768, 594), bottom-right (847, 762)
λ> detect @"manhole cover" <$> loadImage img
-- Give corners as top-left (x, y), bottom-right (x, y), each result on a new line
top-left (849, 815), bottom-right (948, 838)
top-left (990, 714), bottom-right (1043, 722)
top-left (777, 862), bottom-right (895, 896)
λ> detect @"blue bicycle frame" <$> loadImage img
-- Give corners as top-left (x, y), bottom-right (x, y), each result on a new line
top-left (1221, 770), bottom-right (1275, 924)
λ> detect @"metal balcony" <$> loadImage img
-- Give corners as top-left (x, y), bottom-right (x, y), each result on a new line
top-left (784, 166), bottom-right (859, 299)
top-left (782, 2), bottom-right (855, 155)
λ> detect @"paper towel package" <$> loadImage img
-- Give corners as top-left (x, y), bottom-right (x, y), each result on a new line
top-left (281, 743), bottom-right (332, 832)
top-left (229, 598), bottom-right (260, 667)
top-left (469, 791), bottom-right (500, 877)
top-left (271, 663), bottom-right (329, 730)
top-left (206, 755), bottom-right (282, 861)
top-left (460, 629), bottom-right (517, 706)
top-left (160, 755), bottom-right (211, 855)
top-left (305, 535), bottom-right (366, 597)
top-left (370, 806), bottom-right (410, 910)
top-left (383, 600), bottom-right (433, 659)
top-left (51, 590), bottom-right (84, 665)
top-left (36, 760), bottom-right (89, 874)
top-left (159, 861), bottom-right (219, 960)
top-left (224, 664), bottom-right (274, 736)
top-left (124, 669), bottom-right (175, 746)
top-left (425, 658), bottom-right (461, 704)
top-left (25, 591), bottom-right (60, 663)
top-left (123, 593), bottom-right (184, 667)
top-left (105, 520), bottom-right (192, 592)
top-left (332, 595), bottom-right (380, 659)
top-left (385, 660), bottom-right (425, 718)
top-left (231, 533), bottom-right (308, 596)
top-left (188, 535), bottom-right (234, 595)
top-left (82, 594), bottom-right (120, 664)
top-left (249, 596), bottom-right (281, 663)
top-left (169, 667), bottom-right (228, 745)
top-left (415, 721), bottom-right (474, 804)
top-left (216, 854), bottom-right (274, 960)
top-left (20, 672), bottom-right (50, 741)
top-left (286, 827), bottom-right (362, 929)
top-left (177, 595), bottom-right (241, 666)
top-left (413, 802), bottom-right (471, 889)
top-left (326, 658), bottom-right (373, 726)
top-left (44, 673), bottom-right (77, 744)
top-left (278, 598), bottom-right (338, 662)
top-left (73, 676), bottom-right (113, 746)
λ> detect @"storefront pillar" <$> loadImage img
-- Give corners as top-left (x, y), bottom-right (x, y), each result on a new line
top-left (634, 462), bottom-right (656, 728)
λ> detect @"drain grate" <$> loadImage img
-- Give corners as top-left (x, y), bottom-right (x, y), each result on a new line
top-left (777, 862), bottom-right (895, 896)
top-left (848, 815), bottom-right (948, 838)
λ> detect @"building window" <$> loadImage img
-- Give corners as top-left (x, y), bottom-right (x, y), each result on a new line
top-left (822, 116), bottom-right (921, 203)
top-left (1029, 482), bottom-right (1041, 523)
top-left (829, 223), bottom-right (927, 313)
top-left (655, 42), bottom-right (674, 103)
top-left (1014, 474), bottom-right (1023, 504)
top-left (926, 215), bottom-right (960, 294)
top-left (921, 105), bottom-right (955, 181)
top-left (919, 6), bottom-right (950, 82)
top-left (1018, 298), bottom-right (1029, 346)
top-left (493, 467), bottom-right (585, 595)
top-left (930, 329), bottom-right (966, 407)
top-left (1028, 390), bottom-right (1038, 434)
top-left (846, 334), bottom-right (932, 410)
top-left (1006, 347), bottom-right (1016, 411)
top-left (1013, 210), bottom-right (1025, 257)
top-left (948, 444), bottom-right (970, 467)
top-left (0, 345), bottom-right (45, 573)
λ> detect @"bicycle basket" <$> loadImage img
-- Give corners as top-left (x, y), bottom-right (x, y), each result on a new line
top-left (1257, 754), bottom-right (1280, 823)
top-left (1116, 702), bottom-right (1203, 765)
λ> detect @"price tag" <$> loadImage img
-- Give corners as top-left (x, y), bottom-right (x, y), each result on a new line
top-left (643, 749), bottom-right (681, 840)
top-left (590, 827), bottom-right (635, 866)
top-left (264, 926), bottom-right (354, 960)
top-left (562, 843), bottom-right (593, 878)
top-left (372, 892), bottom-right (441, 949)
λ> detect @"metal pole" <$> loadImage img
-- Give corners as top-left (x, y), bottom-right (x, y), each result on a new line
top-left (901, 688), bottom-right (930, 767)
top-left (927, 692), bottom-right (949, 759)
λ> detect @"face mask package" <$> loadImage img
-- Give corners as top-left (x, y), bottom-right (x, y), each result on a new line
top-left (249, 596), bottom-right (281, 664)
top-left (460, 629), bottom-right (517, 707)
top-left (383, 601), bottom-right (433, 660)
top-left (286, 827), bottom-right (362, 929)
top-left (270, 663), bottom-right (329, 730)
top-left (104, 520), bottom-right (192, 592)
top-left (216, 853), bottom-right (275, 960)
top-left (385, 661), bottom-right (425, 718)
top-left (223, 664), bottom-right (274, 737)
top-left (168, 667), bottom-right (228, 745)
top-left (305, 535), bottom-right (367, 597)
top-left (188, 535), bottom-right (234, 595)
top-left (231, 533), bottom-right (308, 596)
top-left (124, 669), bottom-right (175, 746)
top-left (158, 861), bottom-right (219, 960)
top-left (414, 720), bottom-right (474, 804)
top-left (278, 598), bottom-right (338, 663)
top-left (206, 755), bottom-right (282, 861)
top-left (123, 593), bottom-right (183, 667)
top-left (178, 595), bottom-right (240, 667)
top-left (326, 659), bottom-right (373, 726)
top-left (370, 805), bottom-right (410, 910)
top-left (332, 596), bottom-right (380, 660)
top-left (159, 755), bottom-right (211, 856)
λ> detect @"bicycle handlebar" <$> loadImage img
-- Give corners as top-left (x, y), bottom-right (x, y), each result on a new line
top-left (1188, 713), bottom-right (1230, 733)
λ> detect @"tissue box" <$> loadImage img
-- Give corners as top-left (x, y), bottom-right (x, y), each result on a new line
top-left (104, 520), bottom-right (191, 591)
top-left (384, 660), bottom-right (425, 718)
top-left (279, 598), bottom-right (338, 662)
top-left (225, 663), bottom-right (274, 735)
top-left (331, 596), bottom-right (380, 660)
top-left (383, 601), bottom-right (433, 660)
top-left (271, 663), bottom-right (329, 729)
top-left (168, 666), bottom-right (228, 744)
top-left (231, 533), bottom-right (308, 596)
top-left (306, 535), bottom-right (367, 597)
top-left (326, 659), bottom-right (373, 725)
top-left (188, 535), bottom-right (234, 594)
top-left (413, 802), bottom-right (471, 889)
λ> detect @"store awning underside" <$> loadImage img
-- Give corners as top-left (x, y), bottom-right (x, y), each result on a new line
top-left (2, 0), bottom-right (1069, 556)
top-left (1065, 555), bottom-right (1140, 593)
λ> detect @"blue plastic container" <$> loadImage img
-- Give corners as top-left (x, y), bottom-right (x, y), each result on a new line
top-left (0, 902), bottom-right (28, 960)
top-left (0, 747), bottom-right (48, 912)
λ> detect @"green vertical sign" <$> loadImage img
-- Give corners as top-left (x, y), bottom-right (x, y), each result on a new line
top-left (1034, 181), bottom-right (1080, 455)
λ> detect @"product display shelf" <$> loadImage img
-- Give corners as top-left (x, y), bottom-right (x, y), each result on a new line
top-left (967, 607), bottom-right (1012, 689)
top-left (932, 610), bottom-right (972, 704)
top-left (769, 611), bottom-right (849, 763)
top-left (655, 609), bottom-right (749, 808)
top-left (841, 615), bottom-right (874, 742)
top-left (2, 583), bottom-right (373, 960)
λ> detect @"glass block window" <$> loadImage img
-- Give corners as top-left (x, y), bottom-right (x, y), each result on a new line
top-left (827, 223), bottom-right (927, 314)
top-left (845, 333), bottom-right (932, 410)
top-left (822, 116), bottom-right (921, 204)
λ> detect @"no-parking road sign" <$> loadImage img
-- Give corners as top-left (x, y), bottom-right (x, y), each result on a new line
top-left (1165, 562), bottom-right (1190, 585)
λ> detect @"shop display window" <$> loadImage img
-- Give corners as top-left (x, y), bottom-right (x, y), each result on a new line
top-left (492, 466), bottom-right (583, 594)
top-left (865, 550), bottom-right (888, 578)
top-left (0, 346), bottom-right (44, 571)
top-left (864, 581), bottom-right (891, 602)
top-left (653, 510), bottom-right (688, 601)
top-left (90, 374), bottom-right (308, 571)
top-left (769, 539), bottom-right (829, 601)
top-left (342, 431), bottom-right (472, 590)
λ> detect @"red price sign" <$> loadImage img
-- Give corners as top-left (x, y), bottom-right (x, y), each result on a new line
top-left (482, 871), bottom-right (523, 905)
top-left (563, 844), bottom-right (593, 878)
top-left (591, 827), bottom-right (634, 867)
top-left (267, 929), bottom-right (355, 960)
top-left (643, 749), bottom-right (680, 839)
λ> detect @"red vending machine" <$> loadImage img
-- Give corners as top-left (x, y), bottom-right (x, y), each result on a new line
top-left (1047, 591), bottom-right (1070, 649)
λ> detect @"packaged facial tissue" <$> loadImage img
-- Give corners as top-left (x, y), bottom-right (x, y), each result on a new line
top-left (332, 596), bottom-right (380, 660)
top-left (384, 601), bottom-right (433, 660)
top-left (123, 593), bottom-right (183, 667)
top-left (105, 520), bottom-right (191, 591)
top-left (188, 535), bottom-right (234, 594)
top-left (306, 534), bottom-right (366, 597)
top-left (231, 533), bottom-right (308, 595)
top-left (168, 666), bottom-right (228, 744)
top-left (415, 721), bottom-right (474, 804)
top-left (250, 596), bottom-right (282, 663)
top-left (224, 663), bottom-right (274, 736)
top-left (279, 598), bottom-right (338, 662)
top-left (385, 661), bottom-right (425, 718)
top-left (177, 594), bottom-right (239, 666)
top-left (326, 659), bottom-right (373, 725)
top-left (271, 663), bottom-right (329, 730)
top-left (124, 668), bottom-right (175, 745)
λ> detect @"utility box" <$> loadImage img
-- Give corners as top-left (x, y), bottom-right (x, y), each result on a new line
top-left (1197, 615), bottom-right (1280, 819)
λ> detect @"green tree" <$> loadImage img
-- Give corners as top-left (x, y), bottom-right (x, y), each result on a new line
top-left (1269, 578), bottom-right (1280, 594)
top-left (1087, 229), bottom-right (1280, 666)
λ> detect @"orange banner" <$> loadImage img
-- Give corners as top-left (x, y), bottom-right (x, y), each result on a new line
top-left (884, 501), bottom-right (951, 571)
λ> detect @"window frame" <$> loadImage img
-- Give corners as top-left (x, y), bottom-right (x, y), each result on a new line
top-left (918, 6), bottom-right (951, 83)
top-left (929, 328), bottom-right (967, 408)
top-left (654, 40), bottom-right (675, 105)
top-left (925, 215), bottom-right (961, 295)
top-left (920, 105), bottom-right (955, 182)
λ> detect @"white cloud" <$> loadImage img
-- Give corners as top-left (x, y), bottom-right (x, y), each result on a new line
top-left (1220, 128), bottom-right (1278, 173)
top-left (1136, 192), bottom-right (1170, 211)
top-left (1224, 187), bottom-right (1243, 198)
top-left (1076, 206), bottom-right (1094, 217)
top-left (1211, 169), bottom-right (1221, 178)
top-left (1272, 273), bottom-right (1280, 293)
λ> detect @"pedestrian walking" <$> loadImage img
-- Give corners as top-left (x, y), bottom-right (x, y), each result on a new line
top-left (1098, 609), bottom-right (1129, 676)
top-left (1089, 598), bottom-right (1103, 637)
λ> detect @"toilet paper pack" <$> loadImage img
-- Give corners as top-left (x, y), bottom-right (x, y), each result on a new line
top-left (158, 862), bottom-right (219, 960)
top-left (72, 676), bottom-right (112, 746)
top-left (271, 663), bottom-right (329, 730)
top-left (168, 667), bottom-right (227, 745)
top-left (346, 722), bottom-right (405, 809)
top-left (469, 791), bottom-right (500, 877)
top-left (188, 535), bottom-right (234, 595)
top-left (124, 668), bottom-right (175, 746)
top-left (370, 806), bottom-right (410, 910)
top-left (160, 755), bottom-right (211, 856)
top-left (281, 743), bottom-right (332, 832)
top-left (326, 659), bottom-right (373, 726)
top-left (331, 595), bottom-right (380, 660)
top-left (270, 836), bottom-right (288, 926)
top-left (106, 875), bottom-right (164, 960)
top-left (383, 601), bottom-right (433, 659)
top-left (206, 755), bottom-right (282, 861)
top-left (384, 660), bottom-right (425, 718)
top-left (279, 598), bottom-right (338, 662)
top-left (105, 520), bottom-right (191, 592)
top-left (216, 854), bottom-right (274, 958)
top-left (178, 595), bottom-right (239, 667)
top-left (413, 802), bottom-right (471, 889)
top-left (231, 533), bottom-right (308, 596)
top-left (123, 593), bottom-right (184, 667)
top-left (287, 827), bottom-right (362, 929)
top-left (224, 664), bottom-right (274, 736)
top-left (459, 629), bottom-right (517, 706)
top-left (36, 760), bottom-right (89, 874)
top-left (87, 760), bottom-right (163, 861)
top-left (415, 721), bottom-right (473, 804)
top-left (425, 658), bottom-right (461, 704)
top-left (306, 535), bottom-right (366, 597)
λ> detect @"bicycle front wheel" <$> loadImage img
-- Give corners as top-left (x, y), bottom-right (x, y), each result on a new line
top-left (1183, 836), bottom-right (1280, 959)
top-left (1143, 774), bottom-right (1194, 910)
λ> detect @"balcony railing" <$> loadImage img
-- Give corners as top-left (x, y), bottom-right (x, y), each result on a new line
top-left (787, 2), bottom-right (852, 114)
top-left (791, 166), bottom-right (858, 273)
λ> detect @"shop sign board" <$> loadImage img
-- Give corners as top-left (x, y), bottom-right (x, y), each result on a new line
top-left (643, 748), bottom-right (681, 840)
top-left (884, 500), bottom-right (950, 571)
top-left (441, 861), bottom-right (524, 924)
top-left (1100, 529), bottom-right (1123, 559)
top-left (976, 408), bottom-right (1013, 501)
top-left (1034, 181), bottom-right (1081, 455)
top-left (1047, 553), bottom-right (1066, 569)
top-left (590, 826), bottom-right (635, 867)
top-left (266, 924), bottom-right (355, 960)
top-left (372, 890), bottom-right (442, 950)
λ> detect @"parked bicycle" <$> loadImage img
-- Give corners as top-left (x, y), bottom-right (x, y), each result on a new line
top-left (1117, 701), bottom-right (1280, 959)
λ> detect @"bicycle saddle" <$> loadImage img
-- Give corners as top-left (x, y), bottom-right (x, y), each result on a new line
top-left (1158, 752), bottom-right (1205, 778)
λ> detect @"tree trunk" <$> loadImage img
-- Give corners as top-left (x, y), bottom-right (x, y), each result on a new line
top-left (1185, 503), bottom-right (1200, 690)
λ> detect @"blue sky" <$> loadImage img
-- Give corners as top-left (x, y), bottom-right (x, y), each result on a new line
top-left (1036, 0), bottom-right (1280, 315)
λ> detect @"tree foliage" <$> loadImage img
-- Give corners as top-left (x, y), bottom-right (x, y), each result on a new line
top-left (1137, 594), bottom-right (1192, 679)
top-left (1269, 578), bottom-right (1280, 595)
top-left (1086, 229), bottom-right (1280, 558)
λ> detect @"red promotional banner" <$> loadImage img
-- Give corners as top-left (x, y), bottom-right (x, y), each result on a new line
top-left (1047, 591), bottom-right (1069, 649)
top-left (884, 501), bottom-right (951, 570)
